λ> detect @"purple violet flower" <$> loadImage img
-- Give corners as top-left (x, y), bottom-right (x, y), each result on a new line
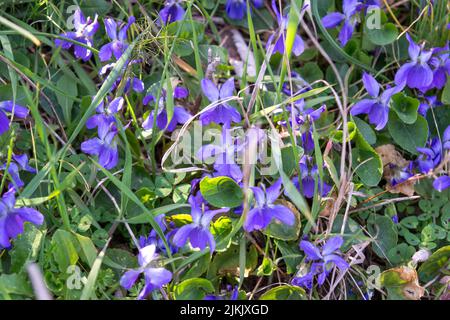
top-left (432, 125), bottom-right (450, 192)
top-left (142, 87), bottom-right (191, 132)
top-left (390, 163), bottom-right (414, 186)
top-left (0, 154), bottom-right (36, 189)
top-left (0, 188), bottom-right (44, 249)
top-left (159, 0), bottom-right (186, 25)
top-left (113, 77), bottom-right (145, 94)
top-left (197, 128), bottom-right (245, 183)
top-left (350, 72), bottom-right (402, 130)
top-left (392, 215), bottom-right (399, 224)
top-left (0, 100), bottom-right (29, 135)
top-left (204, 285), bottom-right (239, 300)
top-left (120, 244), bottom-right (172, 300)
top-left (282, 99), bottom-right (326, 153)
top-left (394, 34), bottom-right (434, 92)
top-left (99, 60), bottom-right (144, 95)
top-left (199, 78), bottom-right (241, 128)
top-left (292, 155), bottom-right (332, 199)
top-left (99, 16), bottom-right (135, 62)
top-left (418, 95), bottom-right (441, 117)
top-left (321, 0), bottom-right (363, 46)
top-left (266, 0), bottom-right (305, 56)
top-left (443, 125), bottom-right (450, 150)
top-left (244, 178), bottom-right (296, 232)
top-left (81, 122), bottom-right (119, 170)
top-left (292, 236), bottom-right (349, 289)
top-left (363, 0), bottom-right (381, 6)
top-left (139, 214), bottom-right (179, 255)
top-left (86, 97), bottom-right (124, 135)
top-left (416, 137), bottom-right (442, 174)
top-left (172, 195), bottom-right (229, 253)
top-left (433, 175), bottom-right (450, 192)
top-left (429, 42), bottom-right (450, 90)
top-left (225, 0), bottom-right (264, 20)
top-left (55, 9), bottom-right (99, 61)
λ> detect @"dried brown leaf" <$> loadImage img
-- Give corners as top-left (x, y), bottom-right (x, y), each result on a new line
top-left (375, 144), bottom-right (415, 196)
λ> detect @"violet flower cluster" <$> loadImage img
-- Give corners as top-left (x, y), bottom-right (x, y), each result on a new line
top-left (0, 100), bottom-right (42, 249)
top-left (120, 243), bottom-right (172, 300)
top-left (199, 78), bottom-right (241, 128)
top-left (0, 188), bottom-right (44, 249)
top-left (225, 0), bottom-right (264, 20)
top-left (416, 126), bottom-right (450, 192)
top-left (266, 0), bottom-right (305, 57)
top-left (395, 34), bottom-right (450, 93)
top-left (0, 154), bottom-right (36, 189)
top-left (386, 125), bottom-right (450, 192)
top-left (293, 236), bottom-right (349, 289)
top-left (99, 16), bottom-right (135, 62)
top-left (0, 100), bottom-right (29, 136)
top-left (322, 0), bottom-right (380, 46)
top-left (173, 194), bottom-right (229, 253)
top-left (350, 72), bottom-right (402, 130)
top-left (244, 178), bottom-right (295, 232)
top-left (55, 9), bottom-right (99, 61)
top-left (196, 127), bottom-right (244, 183)
top-left (280, 94), bottom-right (332, 199)
top-left (139, 214), bottom-right (179, 255)
top-left (293, 155), bottom-right (332, 199)
top-left (142, 86), bottom-right (192, 133)
top-left (81, 98), bottom-right (123, 169)
top-left (159, 0), bottom-right (186, 25)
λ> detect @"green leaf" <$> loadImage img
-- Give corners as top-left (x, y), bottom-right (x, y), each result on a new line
top-left (274, 240), bottom-right (302, 274)
top-left (281, 146), bottom-right (302, 176)
top-left (441, 77), bottom-right (450, 105)
top-left (298, 62), bottom-right (324, 83)
top-left (9, 224), bottom-right (44, 273)
top-left (353, 116), bottom-right (376, 145)
top-left (51, 229), bottom-right (79, 272)
top-left (333, 121), bottom-right (357, 142)
top-left (0, 273), bottom-right (33, 298)
top-left (173, 278), bottom-right (215, 300)
top-left (259, 285), bottom-right (307, 300)
top-left (165, 20), bottom-right (205, 41)
top-left (270, 135), bottom-right (313, 225)
top-left (366, 23), bottom-right (399, 46)
top-left (331, 215), bottom-right (368, 250)
top-left (426, 105), bottom-right (450, 137)
top-left (256, 257), bottom-right (276, 276)
top-left (418, 245), bottom-right (450, 283)
top-left (104, 248), bottom-right (138, 270)
top-left (211, 216), bottom-right (233, 252)
top-left (403, 230), bottom-right (421, 246)
top-left (56, 74), bottom-right (78, 126)
top-left (400, 216), bottom-right (419, 229)
top-left (391, 93), bottom-right (419, 124)
top-left (199, 176), bottom-right (244, 208)
top-left (180, 254), bottom-right (210, 281)
top-left (74, 233), bottom-right (98, 267)
top-left (352, 129), bottom-right (383, 186)
top-left (387, 112), bottom-right (428, 154)
top-left (380, 267), bottom-right (424, 300)
top-left (367, 214), bottom-right (398, 259)
top-left (387, 243), bottom-right (415, 265)
top-left (80, 0), bottom-right (112, 16)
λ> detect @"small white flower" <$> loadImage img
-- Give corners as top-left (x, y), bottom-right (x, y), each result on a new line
top-left (412, 249), bottom-right (431, 263)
